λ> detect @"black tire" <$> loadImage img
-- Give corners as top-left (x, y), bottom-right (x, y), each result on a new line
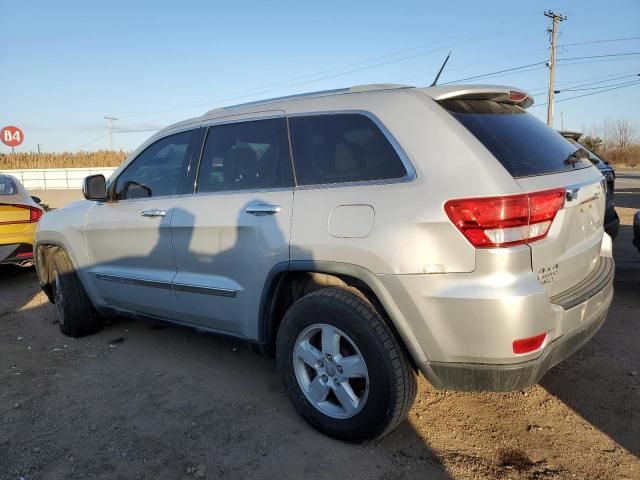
top-left (276, 286), bottom-right (417, 442)
top-left (50, 249), bottom-right (103, 338)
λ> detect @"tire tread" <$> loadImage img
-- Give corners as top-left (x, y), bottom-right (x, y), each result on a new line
top-left (278, 285), bottom-right (417, 441)
top-left (51, 249), bottom-right (102, 338)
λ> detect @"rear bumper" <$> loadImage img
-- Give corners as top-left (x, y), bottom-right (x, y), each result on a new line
top-left (0, 243), bottom-right (34, 265)
top-left (421, 257), bottom-right (614, 391)
top-left (425, 306), bottom-right (608, 392)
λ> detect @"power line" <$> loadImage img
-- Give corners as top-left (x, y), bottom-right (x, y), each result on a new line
top-left (556, 56), bottom-right (640, 67)
top-left (441, 52), bottom-right (640, 85)
top-left (557, 52), bottom-right (640, 62)
top-left (115, 31), bottom-right (637, 120)
top-left (386, 40), bottom-right (640, 84)
top-left (556, 77), bottom-right (640, 92)
top-left (72, 133), bottom-right (110, 151)
top-left (526, 71), bottom-right (640, 94)
top-left (120, 14), bottom-right (545, 119)
top-left (441, 62), bottom-right (547, 84)
top-left (112, 128), bottom-right (160, 133)
top-left (558, 36), bottom-right (640, 48)
top-left (531, 80), bottom-right (640, 107)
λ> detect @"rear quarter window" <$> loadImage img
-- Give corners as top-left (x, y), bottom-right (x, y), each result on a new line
top-left (0, 176), bottom-right (18, 195)
top-left (289, 113), bottom-right (407, 186)
top-left (440, 99), bottom-right (592, 178)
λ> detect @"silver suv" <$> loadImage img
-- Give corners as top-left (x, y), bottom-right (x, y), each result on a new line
top-left (35, 84), bottom-right (614, 442)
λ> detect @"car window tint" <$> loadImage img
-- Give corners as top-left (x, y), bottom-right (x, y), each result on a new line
top-left (114, 130), bottom-right (196, 200)
top-left (0, 176), bottom-right (18, 195)
top-left (197, 118), bottom-right (293, 193)
top-left (288, 114), bottom-right (407, 186)
top-left (440, 99), bottom-right (592, 177)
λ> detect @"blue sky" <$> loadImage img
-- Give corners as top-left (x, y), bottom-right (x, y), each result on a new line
top-left (1, 0), bottom-right (639, 153)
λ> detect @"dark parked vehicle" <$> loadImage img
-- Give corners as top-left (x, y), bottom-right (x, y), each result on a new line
top-left (559, 131), bottom-right (619, 239)
top-left (633, 211), bottom-right (640, 253)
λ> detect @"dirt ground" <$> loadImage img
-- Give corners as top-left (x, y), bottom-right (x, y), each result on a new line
top-left (1, 201), bottom-right (639, 479)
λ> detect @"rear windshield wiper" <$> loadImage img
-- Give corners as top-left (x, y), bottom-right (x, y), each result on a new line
top-left (564, 147), bottom-right (590, 165)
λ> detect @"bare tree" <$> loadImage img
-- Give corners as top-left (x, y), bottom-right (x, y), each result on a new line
top-left (602, 119), bottom-right (636, 151)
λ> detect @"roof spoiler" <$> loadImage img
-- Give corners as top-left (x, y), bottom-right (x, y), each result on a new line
top-left (425, 85), bottom-right (534, 109)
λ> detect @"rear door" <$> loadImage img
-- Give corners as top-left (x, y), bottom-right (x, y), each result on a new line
top-left (442, 98), bottom-right (605, 296)
top-left (170, 114), bottom-right (294, 339)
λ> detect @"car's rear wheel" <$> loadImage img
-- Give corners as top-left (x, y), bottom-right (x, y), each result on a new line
top-left (50, 249), bottom-right (103, 337)
top-left (276, 286), bottom-right (417, 442)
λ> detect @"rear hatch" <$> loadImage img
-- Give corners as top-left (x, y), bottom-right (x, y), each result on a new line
top-left (438, 90), bottom-right (605, 297)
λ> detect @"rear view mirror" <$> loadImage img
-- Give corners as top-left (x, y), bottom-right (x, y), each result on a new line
top-left (31, 196), bottom-right (42, 204)
top-left (83, 174), bottom-right (108, 201)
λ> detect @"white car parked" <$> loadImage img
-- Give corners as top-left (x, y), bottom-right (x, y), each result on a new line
top-left (35, 84), bottom-right (613, 441)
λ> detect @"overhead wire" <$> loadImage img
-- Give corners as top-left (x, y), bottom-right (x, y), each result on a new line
top-left (531, 80), bottom-right (640, 107)
top-left (558, 36), bottom-right (640, 48)
top-left (556, 78), bottom-right (640, 92)
top-left (526, 71), bottom-right (640, 94)
top-left (119, 13), bottom-right (545, 119)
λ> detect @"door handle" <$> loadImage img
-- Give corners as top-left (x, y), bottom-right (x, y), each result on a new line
top-left (245, 204), bottom-right (282, 215)
top-left (141, 209), bottom-right (167, 217)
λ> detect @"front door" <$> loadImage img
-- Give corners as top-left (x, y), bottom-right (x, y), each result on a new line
top-left (84, 128), bottom-right (201, 318)
top-left (170, 115), bottom-right (294, 339)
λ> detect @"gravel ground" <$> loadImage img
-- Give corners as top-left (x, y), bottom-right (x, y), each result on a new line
top-left (1, 191), bottom-right (639, 479)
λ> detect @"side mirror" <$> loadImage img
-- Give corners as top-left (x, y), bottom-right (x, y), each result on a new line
top-left (83, 174), bottom-right (108, 201)
top-left (31, 196), bottom-right (42, 204)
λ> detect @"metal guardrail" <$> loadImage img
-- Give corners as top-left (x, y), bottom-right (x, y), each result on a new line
top-left (0, 167), bottom-right (116, 190)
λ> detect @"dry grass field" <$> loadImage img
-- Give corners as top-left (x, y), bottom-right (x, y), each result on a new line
top-left (0, 151), bottom-right (127, 170)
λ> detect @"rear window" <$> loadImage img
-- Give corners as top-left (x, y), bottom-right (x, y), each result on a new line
top-left (289, 113), bottom-right (407, 186)
top-left (441, 99), bottom-right (592, 178)
top-left (0, 176), bottom-right (18, 195)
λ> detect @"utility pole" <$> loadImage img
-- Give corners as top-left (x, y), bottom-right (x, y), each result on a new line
top-left (37, 144), bottom-right (42, 154)
top-left (103, 116), bottom-right (118, 151)
top-left (544, 10), bottom-right (566, 127)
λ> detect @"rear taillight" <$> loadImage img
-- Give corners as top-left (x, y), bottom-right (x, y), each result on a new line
top-left (444, 188), bottom-right (565, 248)
top-left (513, 332), bottom-right (547, 354)
top-left (0, 204), bottom-right (43, 225)
top-left (29, 206), bottom-right (43, 222)
top-left (509, 90), bottom-right (528, 102)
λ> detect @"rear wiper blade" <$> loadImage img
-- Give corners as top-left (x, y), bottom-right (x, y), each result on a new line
top-left (564, 147), bottom-right (589, 165)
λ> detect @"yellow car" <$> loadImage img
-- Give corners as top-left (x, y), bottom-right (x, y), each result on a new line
top-left (0, 174), bottom-right (44, 266)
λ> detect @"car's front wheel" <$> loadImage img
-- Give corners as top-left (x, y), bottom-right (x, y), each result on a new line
top-left (50, 249), bottom-right (103, 338)
top-left (276, 286), bottom-right (417, 442)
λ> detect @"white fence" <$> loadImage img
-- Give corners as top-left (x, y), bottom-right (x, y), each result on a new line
top-left (0, 167), bottom-right (116, 190)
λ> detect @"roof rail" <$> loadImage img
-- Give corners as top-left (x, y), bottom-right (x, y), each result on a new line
top-left (204, 84), bottom-right (413, 115)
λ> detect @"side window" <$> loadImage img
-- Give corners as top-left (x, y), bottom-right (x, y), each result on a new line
top-left (197, 118), bottom-right (293, 193)
top-left (0, 176), bottom-right (18, 195)
top-left (289, 113), bottom-right (407, 186)
top-left (114, 130), bottom-right (197, 200)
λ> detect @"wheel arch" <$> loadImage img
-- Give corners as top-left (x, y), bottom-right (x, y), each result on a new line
top-left (35, 240), bottom-right (93, 305)
top-left (259, 260), bottom-right (428, 370)
top-left (35, 241), bottom-right (66, 302)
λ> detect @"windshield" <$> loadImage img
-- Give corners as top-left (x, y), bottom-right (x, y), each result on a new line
top-left (440, 99), bottom-right (593, 178)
